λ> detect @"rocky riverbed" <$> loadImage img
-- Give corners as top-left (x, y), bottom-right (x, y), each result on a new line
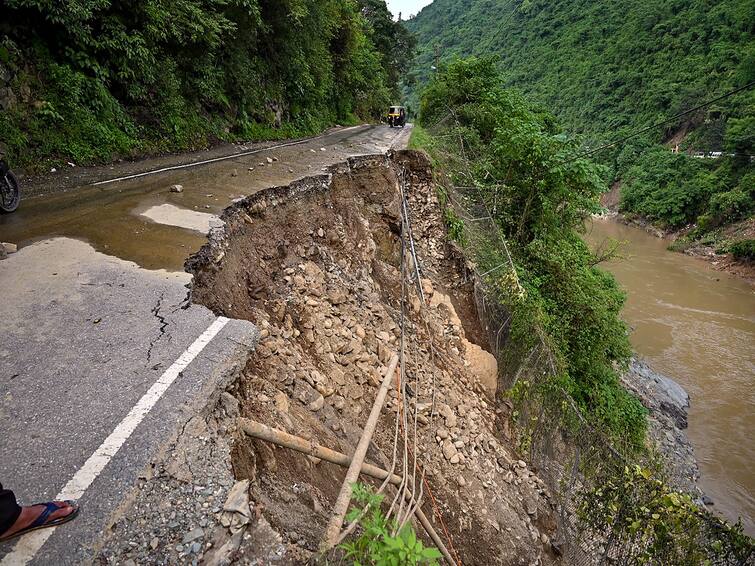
top-left (621, 358), bottom-right (703, 500)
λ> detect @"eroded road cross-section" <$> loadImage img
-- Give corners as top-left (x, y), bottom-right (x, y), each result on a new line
top-left (93, 151), bottom-right (555, 564)
top-left (0, 125), bottom-right (409, 564)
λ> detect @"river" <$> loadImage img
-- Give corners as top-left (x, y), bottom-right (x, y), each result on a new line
top-left (585, 217), bottom-right (754, 534)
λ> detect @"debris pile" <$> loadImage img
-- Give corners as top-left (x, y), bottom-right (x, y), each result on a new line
top-left (186, 151), bottom-right (560, 564)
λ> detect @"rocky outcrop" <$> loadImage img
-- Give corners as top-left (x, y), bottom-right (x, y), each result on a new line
top-left (186, 151), bottom-right (560, 564)
top-left (621, 358), bottom-right (702, 498)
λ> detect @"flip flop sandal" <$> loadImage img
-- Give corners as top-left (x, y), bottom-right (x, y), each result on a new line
top-left (0, 501), bottom-right (80, 542)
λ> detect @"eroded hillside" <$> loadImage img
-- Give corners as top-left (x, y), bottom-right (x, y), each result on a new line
top-left (183, 151), bottom-right (559, 564)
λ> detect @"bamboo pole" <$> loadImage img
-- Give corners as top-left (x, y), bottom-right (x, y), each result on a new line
top-left (238, 417), bottom-right (454, 564)
top-left (238, 418), bottom-right (401, 484)
top-left (322, 354), bottom-right (400, 550)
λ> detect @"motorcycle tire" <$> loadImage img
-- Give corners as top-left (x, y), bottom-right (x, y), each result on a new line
top-left (0, 171), bottom-right (20, 213)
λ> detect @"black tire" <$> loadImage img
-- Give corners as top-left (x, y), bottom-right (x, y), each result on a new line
top-left (0, 171), bottom-right (20, 213)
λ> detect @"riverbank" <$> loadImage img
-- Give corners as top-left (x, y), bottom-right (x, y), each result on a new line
top-left (622, 358), bottom-right (703, 500)
top-left (607, 211), bottom-right (755, 285)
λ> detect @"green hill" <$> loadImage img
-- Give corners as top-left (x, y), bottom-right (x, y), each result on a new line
top-left (405, 0), bottom-right (754, 245)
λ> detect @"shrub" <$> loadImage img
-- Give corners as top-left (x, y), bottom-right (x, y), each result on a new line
top-left (339, 484), bottom-right (442, 565)
top-left (418, 57), bottom-right (646, 449)
top-left (730, 239), bottom-right (755, 261)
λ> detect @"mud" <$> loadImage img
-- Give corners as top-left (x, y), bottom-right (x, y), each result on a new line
top-left (187, 151), bottom-right (559, 564)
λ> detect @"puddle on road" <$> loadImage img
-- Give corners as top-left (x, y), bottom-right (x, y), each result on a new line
top-left (0, 125), bottom-right (404, 271)
top-left (140, 204), bottom-right (220, 233)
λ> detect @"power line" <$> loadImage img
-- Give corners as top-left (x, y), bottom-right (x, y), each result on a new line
top-left (479, 0), bottom-right (521, 54)
top-left (576, 80), bottom-right (755, 158)
top-left (496, 0), bottom-right (522, 35)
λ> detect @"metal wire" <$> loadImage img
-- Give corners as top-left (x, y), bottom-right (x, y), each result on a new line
top-left (422, 111), bottom-right (753, 565)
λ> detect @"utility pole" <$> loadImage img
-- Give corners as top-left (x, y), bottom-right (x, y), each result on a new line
top-left (434, 43), bottom-right (441, 71)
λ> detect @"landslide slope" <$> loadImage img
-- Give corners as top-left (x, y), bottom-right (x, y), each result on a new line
top-left (186, 151), bottom-right (560, 564)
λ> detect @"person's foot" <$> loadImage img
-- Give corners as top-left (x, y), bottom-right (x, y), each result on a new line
top-left (0, 501), bottom-right (78, 541)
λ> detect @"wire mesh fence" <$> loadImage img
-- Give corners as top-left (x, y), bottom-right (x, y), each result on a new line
top-left (421, 119), bottom-right (753, 564)
top-left (462, 192), bottom-right (752, 565)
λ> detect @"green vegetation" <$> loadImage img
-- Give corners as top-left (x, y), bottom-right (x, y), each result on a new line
top-left (730, 239), bottom-right (755, 260)
top-left (406, 0), bottom-right (755, 254)
top-left (406, 124), bottom-right (432, 151)
top-left (414, 57), bottom-right (645, 448)
top-left (0, 0), bottom-right (412, 169)
top-left (579, 465), bottom-right (752, 564)
top-left (339, 483), bottom-right (442, 565)
top-left (412, 55), bottom-right (753, 563)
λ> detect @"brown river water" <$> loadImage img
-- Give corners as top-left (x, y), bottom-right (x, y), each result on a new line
top-left (585, 217), bottom-right (755, 534)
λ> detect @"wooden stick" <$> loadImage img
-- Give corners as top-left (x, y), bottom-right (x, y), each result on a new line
top-left (322, 354), bottom-right (400, 550)
top-left (238, 418), bottom-right (401, 484)
top-left (238, 416), bottom-right (454, 564)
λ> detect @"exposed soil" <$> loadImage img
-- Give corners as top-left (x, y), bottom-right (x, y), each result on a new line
top-left (599, 180), bottom-right (621, 210)
top-left (187, 151), bottom-right (560, 564)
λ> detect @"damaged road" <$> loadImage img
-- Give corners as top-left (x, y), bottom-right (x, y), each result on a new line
top-left (0, 239), bottom-right (257, 565)
top-left (93, 152), bottom-right (561, 565)
top-left (0, 125), bottom-right (408, 564)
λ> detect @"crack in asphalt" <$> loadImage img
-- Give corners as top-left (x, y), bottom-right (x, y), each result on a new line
top-left (147, 292), bottom-right (169, 363)
top-left (173, 288), bottom-right (192, 312)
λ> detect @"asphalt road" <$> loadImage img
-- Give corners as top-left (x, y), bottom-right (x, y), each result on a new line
top-left (1, 124), bottom-right (410, 271)
top-left (0, 124), bottom-right (410, 564)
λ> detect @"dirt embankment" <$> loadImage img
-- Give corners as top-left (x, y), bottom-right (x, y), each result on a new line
top-left (184, 151), bottom-right (560, 564)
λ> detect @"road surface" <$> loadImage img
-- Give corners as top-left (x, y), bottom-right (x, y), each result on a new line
top-left (0, 124), bottom-right (410, 564)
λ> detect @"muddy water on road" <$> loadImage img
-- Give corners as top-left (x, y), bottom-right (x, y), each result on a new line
top-left (0, 125), bottom-right (405, 271)
top-left (586, 217), bottom-right (755, 533)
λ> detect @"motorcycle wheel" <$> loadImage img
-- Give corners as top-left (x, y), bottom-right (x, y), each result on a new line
top-left (0, 171), bottom-right (20, 213)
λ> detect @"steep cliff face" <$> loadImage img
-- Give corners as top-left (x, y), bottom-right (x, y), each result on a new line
top-left (185, 151), bottom-right (561, 564)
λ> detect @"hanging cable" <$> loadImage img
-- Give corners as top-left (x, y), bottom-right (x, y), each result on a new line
top-left (574, 80), bottom-right (755, 158)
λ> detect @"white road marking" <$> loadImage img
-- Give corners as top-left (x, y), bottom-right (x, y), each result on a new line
top-left (0, 316), bottom-right (230, 566)
top-left (92, 124), bottom-right (367, 186)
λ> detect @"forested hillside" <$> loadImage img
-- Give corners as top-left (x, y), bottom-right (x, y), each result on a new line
top-left (406, 0), bottom-right (754, 255)
top-left (0, 0), bottom-right (413, 168)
